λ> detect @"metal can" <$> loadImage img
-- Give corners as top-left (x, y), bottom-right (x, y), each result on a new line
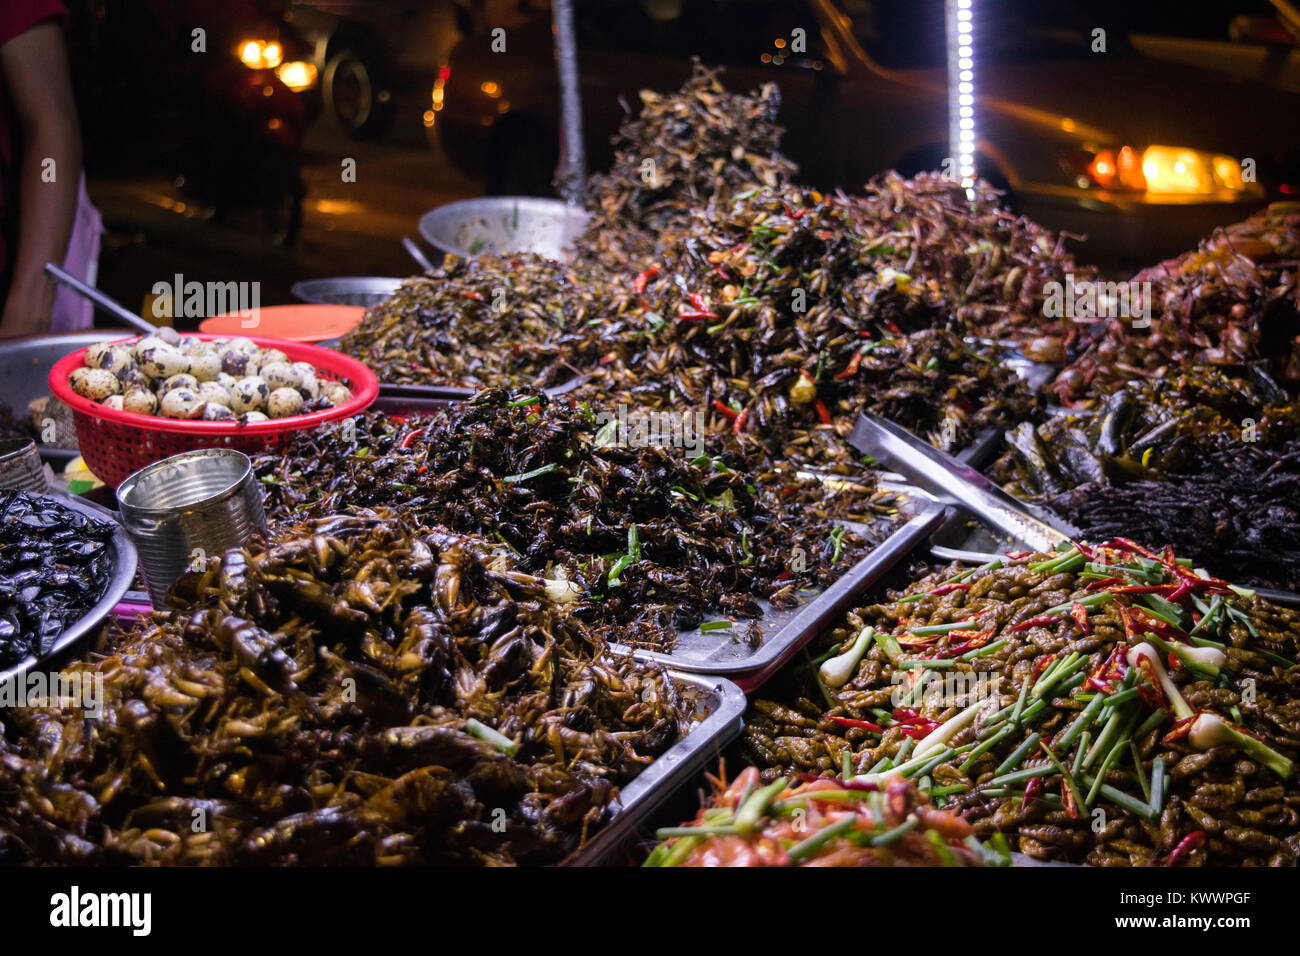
top-left (0, 438), bottom-right (50, 493)
top-left (115, 448), bottom-right (266, 608)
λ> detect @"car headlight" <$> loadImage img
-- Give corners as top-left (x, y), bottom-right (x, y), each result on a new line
top-left (239, 39), bottom-right (283, 70)
top-left (1140, 146), bottom-right (1255, 195)
top-left (275, 61), bottom-right (318, 92)
top-left (1065, 144), bottom-right (1262, 198)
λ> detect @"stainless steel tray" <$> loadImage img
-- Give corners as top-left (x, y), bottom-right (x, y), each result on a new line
top-left (567, 668), bottom-right (745, 866)
top-left (614, 498), bottom-right (945, 686)
top-left (0, 329), bottom-right (132, 465)
top-left (0, 490), bottom-right (138, 684)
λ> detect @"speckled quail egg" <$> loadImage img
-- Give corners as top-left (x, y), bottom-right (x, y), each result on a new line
top-left (259, 361), bottom-right (298, 391)
top-left (321, 381), bottom-right (353, 406)
top-left (121, 385), bottom-right (158, 416)
top-left (158, 373), bottom-right (199, 397)
top-left (155, 326), bottom-right (182, 346)
top-left (216, 372), bottom-right (240, 390)
top-left (113, 360), bottom-right (149, 387)
top-left (290, 362), bottom-right (320, 399)
top-left (202, 403), bottom-right (235, 421)
top-left (137, 341), bottom-right (190, 379)
top-left (259, 347), bottom-right (289, 366)
top-left (98, 394), bottom-right (125, 411)
top-left (197, 381), bottom-right (233, 408)
top-left (230, 376), bottom-right (269, 413)
top-left (266, 387), bottom-right (304, 418)
top-left (186, 349), bottom-right (222, 382)
top-left (220, 348), bottom-right (260, 378)
top-left (160, 388), bottom-right (206, 419)
top-left (85, 342), bottom-right (135, 375)
top-left (242, 411), bottom-right (269, 423)
top-left (69, 366), bottom-right (121, 400)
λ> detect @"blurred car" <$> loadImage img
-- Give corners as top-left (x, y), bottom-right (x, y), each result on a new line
top-left (287, 1), bottom-right (465, 138)
top-left (433, 0), bottom-right (1300, 261)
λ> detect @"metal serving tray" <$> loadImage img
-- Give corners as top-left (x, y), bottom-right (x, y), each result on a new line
top-left (0, 490), bottom-right (138, 684)
top-left (613, 498), bottom-right (945, 688)
top-left (567, 668), bottom-right (745, 866)
top-left (0, 330), bottom-right (132, 465)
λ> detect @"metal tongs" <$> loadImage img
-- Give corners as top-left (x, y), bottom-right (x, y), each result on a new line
top-left (848, 411), bottom-right (1078, 553)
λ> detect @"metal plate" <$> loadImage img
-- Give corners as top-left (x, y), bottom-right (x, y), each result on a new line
top-left (612, 499), bottom-right (945, 684)
top-left (290, 276), bottom-right (404, 308)
top-left (0, 330), bottom-right (133, 465)
top-left (0, 490), bottom-right (138, 684)
top-left (567, 668), bottom-right (745, 866)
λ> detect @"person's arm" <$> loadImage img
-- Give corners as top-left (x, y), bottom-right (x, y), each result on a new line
top-left (0, 19), bottom-right (82, 336)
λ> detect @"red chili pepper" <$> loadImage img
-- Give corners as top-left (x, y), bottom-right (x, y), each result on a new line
top-left (1005, 551), bottom-right (1035, 559)
top-left (1105, 583), bottom-right (1178, 595)
top-left (774, 569), bottom-right (793, 582)
top-left (398, 428), bottom-right (424, 449)
top-left (1070, 540), bottom-right (1102, 563)
top-left (1030, 653), bottom-right (1058, 684)
top-left (929, 583), bottom-right (973, 596)
top-left (1070, 601), bottom-right (1091, 634)
top-left (834, 348), bottom-right (863, 380)
top-left (896, 633), bottom-right (943, 648)
top-left (783, 202), bottom-right (805, 220)
top-left (677, 307), bottom-right (716, 321)
top-left (600, 351), bottom-right (618, 365)
top-left (1007, 614), bottom-right (1060, 633)
top-left (1165, 830), bottom-right (1206, 867)
top-left (460, 290), bottom-right (483, 300)
top-left (1085, 576), bottom-right (1124, 591)
top-left (387, 415), bottom-right (408, 424)
top-left (1022, 776), bottom-right (1043, 811)
top-left (884, 319), bottom-right (903, 335)
top-left (712, 400), bottom-right (738, 422)
top-left (1110, 537), bottom-right (1160, 560)
top-left (814, 399), bottom-right (833, 425)
top-left (416, 465), bottom-right (428, 474)
top-left (1060, 775), bottom-right (1080, 819)
top-left (826, 716), bottom-right (883, 733)
top-left (733, 408), bottom-right (749, 435)
top-left (1133, 654), bottom-right (1170, 711)
top-left (891, 709), bottom-right (920, 722)
top-left (944, 627), bottom-right (995, 656)
top-left (899, 722), bottom-right (941, 740)
top-left (632, 263), bottom-right (660, 294)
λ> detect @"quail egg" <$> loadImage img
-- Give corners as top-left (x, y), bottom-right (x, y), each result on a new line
top-left (259, 361), bottom-right (298, 391)
top-left (266, 387), bottom-right (304, 418)
top-left (122, 385), bottom-right (158, 416)
top-left (160, 388), bottom-right (206, 419)
top-left (290, 362), bottom-right (320, 399)
top-left (202, 403), bottom-right (235, 421)
top-left (230, 376), bottom-right (270, 413)
top-left (69, 367), bottom-right (121, 400)
top-left (158, 373), bottom-right (199, 397)
top-left (216, 372), bottom-right (240, 390)
top-left (186, 349), bottom-right (222, 382)
top-left (220, 348), bottom-right (259, 378)
top-left (321, 381), bottom-right (353, 405)
top-left (98, 394), bottom-right (125, 411)
top-left (85, 342), bottom-right (135, 375)
top-left (155, 326), bottom-right (182, 346)
top-left (259, 347), bottom-right (289, 366)
top-left (137, 341), bottom-right (190, 379)
top-left (243, 411), bottom-right (269, 423)
top-left (197, 381), bottom-right (233, 408)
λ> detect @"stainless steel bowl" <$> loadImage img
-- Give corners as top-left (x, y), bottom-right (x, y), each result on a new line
top-left (0, 329), bottom-right (136, 465)
top-left (290, 276), bottom-right (405, 308)
top-left (116, 448), bottom-right (267, 607)
top-left (418, 197), bottom-right (590, 260)
top-left (0, 490), bottom-right (138, 685)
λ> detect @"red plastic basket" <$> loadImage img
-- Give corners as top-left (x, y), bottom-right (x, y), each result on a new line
top-left (48, 333), bottom-right (379, 487)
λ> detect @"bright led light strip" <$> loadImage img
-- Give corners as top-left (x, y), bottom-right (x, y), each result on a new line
top-left (946, 0), bottom-right (975, 196)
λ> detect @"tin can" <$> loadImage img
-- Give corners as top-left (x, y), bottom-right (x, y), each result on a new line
top-left (116, 448), bottom-right (266, 607)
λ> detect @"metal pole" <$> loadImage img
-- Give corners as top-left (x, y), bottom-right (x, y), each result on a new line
top-left (552, 0), bottom-right (586, 205)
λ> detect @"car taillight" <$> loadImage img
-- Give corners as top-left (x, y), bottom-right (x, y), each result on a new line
top-left (1087, 146), bottom-right (1147, 191)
